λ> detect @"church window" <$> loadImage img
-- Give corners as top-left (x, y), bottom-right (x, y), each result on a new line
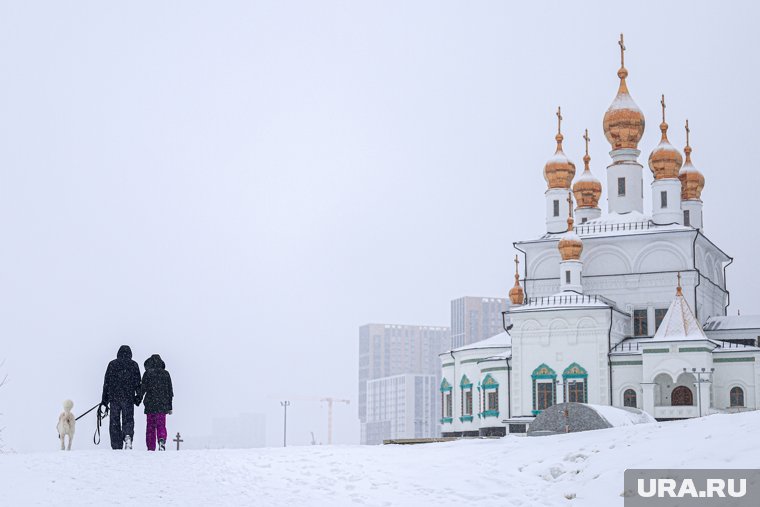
top-left (536, 382), bottom-right (554, 411)
top-left (565, 270), bottom-right (571, 284)
top-left (684, 210), bottom-right (691, 226)
top-left (633, 309), bottom-right (648, 336)
top-left (671, 386), bottom-right (693, 406)
top-left (563, 363), bottom-right (588, 403)
top-left (623, 389), bottom-right (637, 408)
top-left (440, 379), bottom-right (453, 422)
top-left (654, 308), bottom-right (668, 331)
top-left (617, 177), bottom-right (626, 196)
top-left (581, 217), bottom-right (587, 223)
top-left (532, 364), bottom-right (557, 413)
top-left (660, 191), bottom-right (667, 208)
top-left (553, 200), bottom-right (560, 217)
top-left (730, 387), bottom-right (745, 407)
top-left (487, 390), bottom-right (499, 411)
top-left (460, 375), bottom-right (473, 416)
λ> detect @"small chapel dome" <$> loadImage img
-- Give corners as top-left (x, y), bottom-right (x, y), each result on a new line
top-left (603, 35), bottom-right (645, 150)
top-left (509, 255), bottom-right (525, 305)
top-left (544, 107), bottom-right (576, 189)
top-left (679, 119), bottom-right (705, 201)
top-left (573, 129), bottom-right (602, 208)
top-left (648, 95), bottom-right (683, 180)
top-left (558, 194), bottom-right (583, 261)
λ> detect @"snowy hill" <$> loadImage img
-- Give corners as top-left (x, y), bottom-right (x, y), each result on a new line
top-left (2, 411), bottom-right (758, 506)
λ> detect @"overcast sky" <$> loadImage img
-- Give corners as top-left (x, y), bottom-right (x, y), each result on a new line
top-left (0, 1), bottom-right (758, 451)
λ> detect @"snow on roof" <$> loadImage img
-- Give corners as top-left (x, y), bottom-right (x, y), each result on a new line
top-left (651, 291), bottom-right (709, 342)
top-left (608, 91), bottom-right (642, 112)
top-left (512, 292), bottom-right (614, 311)
top-left (450, 331), bottom-right (511, 353)
top-left (586, 404), bottom-right (655, 427)
top-left (704, 315), bottom-right (760, 331)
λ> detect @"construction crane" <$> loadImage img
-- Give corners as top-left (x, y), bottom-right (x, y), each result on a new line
top-left (271, 395), bottom-right (350, 445)
top-left (320, 397), bottom-right (350, 445)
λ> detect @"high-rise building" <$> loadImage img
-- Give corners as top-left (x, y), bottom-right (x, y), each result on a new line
top-left (450, 297), bottom-right (509, 349)
top-left (364, 374), bottom-right (437, 444)
top-left (358, 324), bottom-right (448, 444)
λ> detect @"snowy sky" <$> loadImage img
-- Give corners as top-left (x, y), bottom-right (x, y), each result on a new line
top-left (1, 1), bottom-right (758, 451)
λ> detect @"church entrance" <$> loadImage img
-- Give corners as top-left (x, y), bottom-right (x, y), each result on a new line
top-left (671, 386), bottom-right (693, 406)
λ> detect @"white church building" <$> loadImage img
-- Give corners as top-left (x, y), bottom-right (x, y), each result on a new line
top-left (440, 36), bottom-right (760, 437)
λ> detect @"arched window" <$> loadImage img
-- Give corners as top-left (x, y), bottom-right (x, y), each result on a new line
top-left (623, 389), bottom-right (637, 408)
top-left (671, 386), bottom-right (693, 406)
top-left (440, 379), bottom-right (452, 423)
top-left (730, 387), bottom-right (745, 408)
top-left (481, 374), bottom-right (499, 418)
top-left (460, 375), bottom-right (473, 420)
top-left (563, 363), bottom-right (588, 403)
top-left (531, 364), bottom-right (557, 414)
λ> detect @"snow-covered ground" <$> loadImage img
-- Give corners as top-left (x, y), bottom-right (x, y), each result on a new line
top-left (2, 411), bottom-right (758, 506)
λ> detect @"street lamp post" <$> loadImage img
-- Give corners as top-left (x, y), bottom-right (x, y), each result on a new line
top-left (683, 367), bottom-right (715, 417)
top-left (281, 401), bottom-right (291, 447)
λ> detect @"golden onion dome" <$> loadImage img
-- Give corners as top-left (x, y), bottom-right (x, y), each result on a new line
top-left (603, 34), bottom-right (645, 150)
top-left (679, 119), bottom-right (705, 200)
top-left (558, 192), bottom-right (583, 261)
top-left (573, 129), bottom-right (602, 208)
top-left (544, 107), bottom-right (576, 189)
top-left (648, 95), bottom-right (683, 180)
top-left (509, 255), bottom-right (524, 305)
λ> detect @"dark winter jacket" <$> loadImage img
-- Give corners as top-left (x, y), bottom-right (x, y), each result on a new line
top-left (101, 345), bottom-right (142, 406)
top-left (141, 354), bottom-right (173, 414)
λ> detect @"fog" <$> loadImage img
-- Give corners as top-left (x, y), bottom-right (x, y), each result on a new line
top-left (0, 1), bottom-right (758, 451)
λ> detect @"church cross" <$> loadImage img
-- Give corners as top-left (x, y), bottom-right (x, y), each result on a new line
top-left (173, 432), bottom-right (183, 451)
top-left (583, 129), bottom-right (590, 157)
top-left (685, 119), bottom-right (690, 147)
top-left (676, 272), bottom-right (683, 296)
top-left (660, 94), bottom-right (666, 123)
top-left (514, 254), bottom-right (520, 276)
top-left (618, 33), bottom-right (626, 68)
top-left (567, 191), bottom-right (574, 230)
top-left (556, 106), bottom-right (562, 135)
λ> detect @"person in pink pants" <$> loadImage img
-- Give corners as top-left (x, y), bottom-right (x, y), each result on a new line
top-left (140, 354), bottom-right (174, 451)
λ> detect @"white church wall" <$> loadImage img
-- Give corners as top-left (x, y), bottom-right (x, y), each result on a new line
top-left (712, 356), bottom-right (759, 411)
top-left (477, 359), bottom-right (509, 430)
top-left (609, 361), bottom-right (644, 409)
top-left (510, 308), bottom-right (612, 416)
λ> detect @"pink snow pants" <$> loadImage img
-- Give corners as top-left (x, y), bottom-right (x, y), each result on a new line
top-left (146, 413), bottom-right (167, 451)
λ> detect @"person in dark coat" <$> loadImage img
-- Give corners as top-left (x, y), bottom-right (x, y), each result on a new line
top-left (140, 354), bottom-right (174, 451)
top-left (101, 345), bottom-right (142, 450)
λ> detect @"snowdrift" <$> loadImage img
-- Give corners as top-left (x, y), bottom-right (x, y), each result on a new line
top-left (1, 410), bottom-right (758, 506)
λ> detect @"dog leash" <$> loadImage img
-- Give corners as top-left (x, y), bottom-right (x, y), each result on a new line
top-left (71, 402), bottom-right (109, 445)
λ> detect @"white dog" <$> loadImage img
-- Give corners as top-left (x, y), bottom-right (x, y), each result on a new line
top-left (56, 400), bottom-right (76, 451)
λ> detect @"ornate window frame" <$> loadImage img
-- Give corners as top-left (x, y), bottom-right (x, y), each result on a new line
top-left (563, 362), bottom-right (588, 403)
top-left (440, 378), bottom-right (453, 424)
top-left (479, 374), bottom-right (499, 418)
top-left (460, 375), bottom-right (474, 422)
top-left (532, 363), bottom-right (557, 415)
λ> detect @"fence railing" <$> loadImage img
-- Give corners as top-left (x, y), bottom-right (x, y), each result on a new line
top-left (574, 220), bottom-right (653, 235)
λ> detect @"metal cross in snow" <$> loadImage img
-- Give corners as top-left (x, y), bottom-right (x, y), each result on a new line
top-left (556, 106), bottom-right (562, 135)
top-left (661, 94), bottom-right (666, 123)
top-left (173, 432), bottom-right (183, 451)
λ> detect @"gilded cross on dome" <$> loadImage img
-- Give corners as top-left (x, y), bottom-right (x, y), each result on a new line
top-left (685, 119), bottom-right (691, 147)
top-left (618, 33), bottom-right (626, 68)
top-left (583, 129), bottom-right (590, 157)
top-left (514, 254), bottom-right (520, 276)
top-left (556, 106), bottom-right (563, 135)
top-left (661, 94), bottom-right (667, 123)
